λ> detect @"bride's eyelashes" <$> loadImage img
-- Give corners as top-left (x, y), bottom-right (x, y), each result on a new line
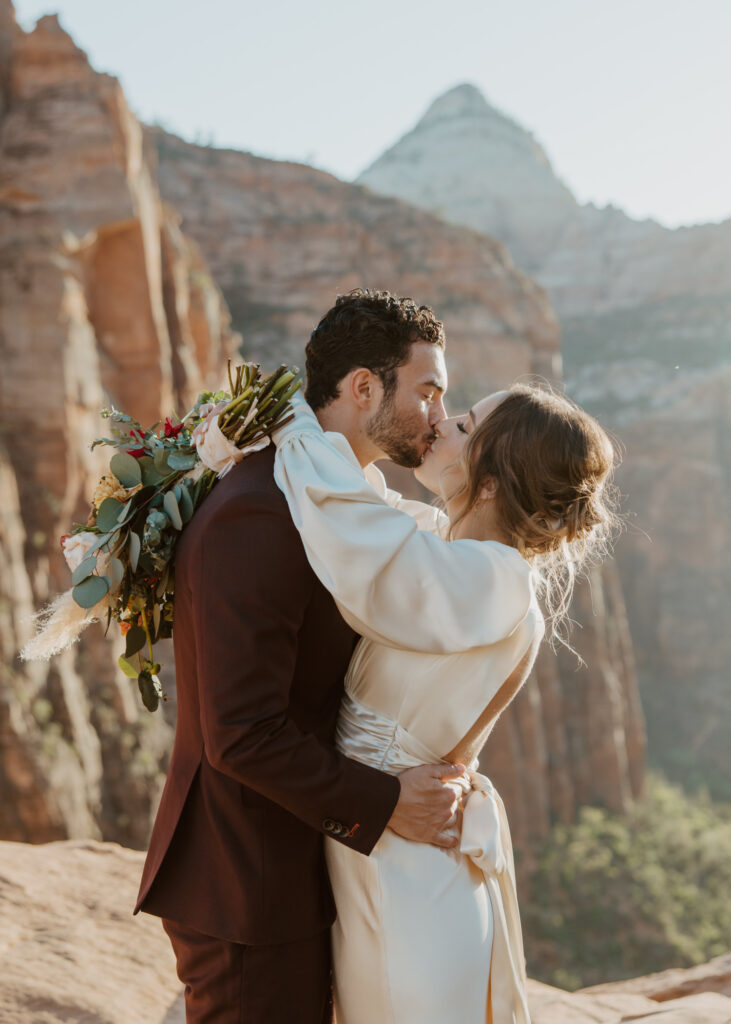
top-left (457, 420), bottom-right (468, 434)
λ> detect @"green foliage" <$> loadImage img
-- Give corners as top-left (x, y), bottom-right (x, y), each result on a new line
top-left (522, 775), bottom-right (731, 990)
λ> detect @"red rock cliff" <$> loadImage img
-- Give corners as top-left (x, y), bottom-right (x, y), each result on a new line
top-left (151, 128), bottom-right (646, 843)
top-left (0, 5), bottom-right (238, 845)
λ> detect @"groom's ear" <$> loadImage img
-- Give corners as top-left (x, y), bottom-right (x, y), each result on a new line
top-left (346, 368), bottom-right (382, 410)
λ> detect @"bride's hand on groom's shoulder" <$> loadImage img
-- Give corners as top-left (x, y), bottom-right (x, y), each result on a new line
top-left (388, 763), bottom-right (466, 849)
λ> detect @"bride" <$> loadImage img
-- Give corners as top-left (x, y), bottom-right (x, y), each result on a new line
top-left (273, 382), bottom-right (615, 1024)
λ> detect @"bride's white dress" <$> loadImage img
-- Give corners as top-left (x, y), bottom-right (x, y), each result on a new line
top-left (273, 399), bottom-right (542, 1023)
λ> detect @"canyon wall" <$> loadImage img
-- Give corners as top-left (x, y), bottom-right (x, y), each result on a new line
top-left (151, 127), bottom-right (645, 842)
top-left (358, 83), bottom-right (730, 796)
top-left (0, 4), bottom-right (645, 849)
top-left (0, 4), bottom-right (238, 846)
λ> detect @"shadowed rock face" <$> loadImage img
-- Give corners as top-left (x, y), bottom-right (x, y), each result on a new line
top-left (0, 5), bottom-right (237, 846)
top-left (484, 562), bottom-right (646, 843)
top-left (356, 82), bottom-right (731, 798)
top-left (151, 128), bottom-right (645, 845)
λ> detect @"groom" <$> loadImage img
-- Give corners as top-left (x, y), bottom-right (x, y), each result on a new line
top-left (135, 289), bottom-right (463, 1023)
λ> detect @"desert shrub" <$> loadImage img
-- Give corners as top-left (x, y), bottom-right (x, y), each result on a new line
top-left (522, 775), bottom-right (731, 989)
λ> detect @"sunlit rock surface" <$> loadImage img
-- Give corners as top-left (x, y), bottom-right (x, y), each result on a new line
top-left (1, 839), bottom-right (728, 1024)
top-left (0, 3), bottom-right (238, 847)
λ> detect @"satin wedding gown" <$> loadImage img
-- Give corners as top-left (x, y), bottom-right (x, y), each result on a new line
top-left (273, 400), bottom-right (542, 1024)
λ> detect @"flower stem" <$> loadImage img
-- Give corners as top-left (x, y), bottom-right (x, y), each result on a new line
top-left (141, 608), bottom-right (155, 661)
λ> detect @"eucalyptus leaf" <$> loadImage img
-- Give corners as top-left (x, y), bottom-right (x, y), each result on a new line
top-left (139, 456), bottom-right (165, 487)
top-left (72, 574), bottom-right (109, 609)
top-left (156, 569), bottom-right (169, 599)
top-left (134, 484), bottom-right (157, 504)
top-left (178, 486), bottom-right (194, 523)
top-left (118, 654), bottom-right (139, 679)
top-left (168, 451), bottom-right (198, 471)
top-left (96, 497), bottom-right (125, 533)
top-left (110, 451), bottom-right (142, 488)
top-left (139, 552), bottom-right (156, 575)
top-left (71, 555), bottom-right (97, 586)
top-left (128, 531), bottom-right (141, 572)
top-left (138, 671), bottom-right (161, 712)
top-left (152, 602), bottom-right (161, 637)
top-left (107, 556), bottom-right (124, 592)
top-left (153, 449), bottom-right (171, 474)
top-left (116, 498), bottom-right (135, 524)
top-left (163, 491), bottom-right (183, 531)
top-left (124, 625), bottom-right (146, 658)
top-left (99, 530), bottom-right (121, 553)
top-left (88, 531), bottom-right (113, 556)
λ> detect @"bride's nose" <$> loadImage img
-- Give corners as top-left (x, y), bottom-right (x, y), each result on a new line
top-left (433, 417), bottom-right (450, 437)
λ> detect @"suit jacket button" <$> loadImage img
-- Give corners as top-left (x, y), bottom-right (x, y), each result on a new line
top-left (323, 818), bottom-right (336, 832)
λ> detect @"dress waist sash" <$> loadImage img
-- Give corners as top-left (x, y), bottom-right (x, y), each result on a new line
top-left (336, 691), bottom-right (531, 1024)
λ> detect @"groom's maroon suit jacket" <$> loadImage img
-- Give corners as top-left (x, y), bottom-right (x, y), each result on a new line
top-left (135, 446), bottom-right (400, 945)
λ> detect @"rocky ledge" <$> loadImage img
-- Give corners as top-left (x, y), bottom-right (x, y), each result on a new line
top-left (0, 840), bottom-right (728, 1023)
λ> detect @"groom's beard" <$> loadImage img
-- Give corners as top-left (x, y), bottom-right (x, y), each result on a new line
top-left (366, 393), bottom-right (436, 468)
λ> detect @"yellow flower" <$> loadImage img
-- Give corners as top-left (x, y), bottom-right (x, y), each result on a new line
top-left (92, 474), bottom-right (142, 509)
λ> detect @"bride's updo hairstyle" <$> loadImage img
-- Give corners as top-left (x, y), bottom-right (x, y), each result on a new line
top-left (450, 383), bottom-right (618, 647)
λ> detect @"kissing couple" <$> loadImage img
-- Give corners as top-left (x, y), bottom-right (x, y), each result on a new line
top-left (135, 289), bottom-right (616, 1023)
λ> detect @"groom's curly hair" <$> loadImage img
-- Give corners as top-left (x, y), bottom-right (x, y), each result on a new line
top-left (305, 289), bottom-right (445, 410)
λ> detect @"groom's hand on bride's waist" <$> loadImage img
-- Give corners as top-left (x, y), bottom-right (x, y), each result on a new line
top-left (387, 763), bottom-right (467, 849)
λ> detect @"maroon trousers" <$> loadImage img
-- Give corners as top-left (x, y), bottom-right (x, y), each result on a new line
top-left (163, 919), bottom-right (333, 1024)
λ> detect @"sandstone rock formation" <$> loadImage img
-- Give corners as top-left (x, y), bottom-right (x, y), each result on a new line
top-left (151, 127), bottom-right (645, 842)
top-left (582, 951), bottom-right (731, 1001)
top-left (357, 83), bottom-right (731, 797)
top-left (0, 839), bottom-right (180, 1024)
top-left (0, 3), bottom-right (238, 846)
top-left (359, 83), bottom-right (578, 276)
top-left (150, 126), bottom-right (560, 408)
top-left (0, 2), bottom-right (645, 855)
top-left (1, 838), bottom-right (728, 1024)
top-left (484, 561), bottom-right (645, 843)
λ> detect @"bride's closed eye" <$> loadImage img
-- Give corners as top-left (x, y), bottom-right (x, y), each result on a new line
top-left (457, 420), bottom-right (468, 434)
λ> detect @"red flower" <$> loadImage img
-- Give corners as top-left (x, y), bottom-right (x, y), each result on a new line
top-left (164, 417), bottom-right (184, 439)
top-left (127, 429), bottom-right (147, 459)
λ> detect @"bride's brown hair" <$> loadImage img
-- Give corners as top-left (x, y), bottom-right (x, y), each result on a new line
top-left (448, 383), bottom-right (618, 649)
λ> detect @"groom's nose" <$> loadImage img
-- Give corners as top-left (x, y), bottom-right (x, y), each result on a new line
top-left (429, 395), bottom-right (447, 426)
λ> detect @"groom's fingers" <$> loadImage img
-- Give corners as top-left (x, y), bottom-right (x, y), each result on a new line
top-left (432, 762), bottom-right (467, 780)
top-left (431, 819), bottom-right (461, 849)
top-left (388, 763), bottom-right (467, 845)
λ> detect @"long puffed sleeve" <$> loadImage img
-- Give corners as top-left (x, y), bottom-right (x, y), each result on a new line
top-left (363, 463), bottom-right (448, 536)
top-left (272, 398), bottom-right (534, 654)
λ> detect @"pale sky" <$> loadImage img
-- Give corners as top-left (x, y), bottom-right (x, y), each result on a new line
top-left (13, 0), bottom-right (731, 228)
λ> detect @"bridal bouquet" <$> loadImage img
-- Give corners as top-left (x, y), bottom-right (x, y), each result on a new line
top-left (22, 362), bottom-right (301, 711)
